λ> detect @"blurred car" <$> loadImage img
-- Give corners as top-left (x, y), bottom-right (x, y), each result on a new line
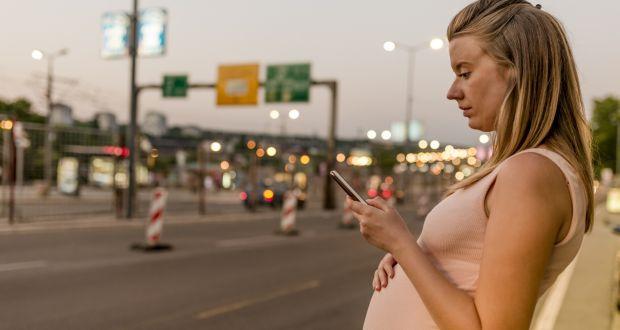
top-left (240, 181), bottom-right (306, 210)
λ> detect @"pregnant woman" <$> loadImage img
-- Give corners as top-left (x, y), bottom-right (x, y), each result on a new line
top-left (348, 0), bottom-right (594, 329)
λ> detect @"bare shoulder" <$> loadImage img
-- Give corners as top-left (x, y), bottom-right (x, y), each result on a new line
top-left (489, 152), bottom-right (572, 238)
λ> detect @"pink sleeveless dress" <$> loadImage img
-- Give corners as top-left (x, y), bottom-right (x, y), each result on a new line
top-left (363, 147), bottom-right (587, 329)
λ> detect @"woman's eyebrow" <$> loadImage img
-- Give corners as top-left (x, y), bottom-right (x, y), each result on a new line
top-left (455, 61), bottom-right (473, 71)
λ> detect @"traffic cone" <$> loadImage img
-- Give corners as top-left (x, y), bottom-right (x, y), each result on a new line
top-left (339, 199), bottom-right (356, 229)
top-left (276, 190), bottom-right (299, 236)
top-left (131, 187), bottom-right (173, 251)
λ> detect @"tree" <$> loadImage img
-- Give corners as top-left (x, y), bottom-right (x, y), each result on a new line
top-left (591, 96), bottom-right (620, 177)
top-left (0, 98), bottom-right (45, 123)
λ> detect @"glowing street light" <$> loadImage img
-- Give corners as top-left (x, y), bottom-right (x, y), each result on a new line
top-left (382, 38), bottom-right (443, 146)
top-left (288, 109), bottom-right (300, 120)
top-left (31, 47), bottom-right (69, 193)
top-left (419, 139), bottom-right (428, 149)
top-left (367, 129), bottom-right (377, 140)
top-left (269, 110), bottom-right (280, 119)
top-left (479, 134), bottom-right (490, 144)
top-left (430, 38), bottom-right (444, 50)
top-left (210, 141), bottom-right (222, 152)
top-left (430, 140), bottom-right (440, 150)
top-left (383, 41), bottom-right (396, 52)
top-left (381, 130), bottom-right (392, 141)
top-left (31, 49), bottom-right (44, 60)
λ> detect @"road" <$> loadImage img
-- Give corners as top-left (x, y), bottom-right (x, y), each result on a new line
top-left (0, 208), bottom-right (425, 329)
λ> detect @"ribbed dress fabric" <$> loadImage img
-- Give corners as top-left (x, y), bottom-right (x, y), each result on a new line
top-left (363, 147), bottom-right (587, 329)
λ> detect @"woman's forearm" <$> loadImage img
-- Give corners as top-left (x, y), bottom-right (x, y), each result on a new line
top-left (391, 236), bottom-right (483, 329)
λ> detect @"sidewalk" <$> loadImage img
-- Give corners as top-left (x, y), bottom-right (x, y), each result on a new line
top-left (534, 203), bottom-right (620, 329)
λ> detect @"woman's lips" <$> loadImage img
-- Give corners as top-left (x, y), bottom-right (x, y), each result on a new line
top-left (461, 107), bottom-right (472, 117)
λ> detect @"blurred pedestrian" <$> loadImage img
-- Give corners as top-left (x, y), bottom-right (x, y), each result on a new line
top-left (348, 1), bottom-right (594, 329)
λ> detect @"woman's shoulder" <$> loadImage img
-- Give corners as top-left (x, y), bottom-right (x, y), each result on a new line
top-left (490, 149), bottom-right (572, 227)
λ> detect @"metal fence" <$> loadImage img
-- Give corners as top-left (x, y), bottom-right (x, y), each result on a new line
top-left (0, 122), bottom-right (119, 222)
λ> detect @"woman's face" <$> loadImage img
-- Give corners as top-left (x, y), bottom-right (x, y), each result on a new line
top-left (446, 36), bottom-right (511, 132)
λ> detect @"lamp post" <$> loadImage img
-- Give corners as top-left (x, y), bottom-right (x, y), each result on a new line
top-left (383, 38), bottom-right (443, 147)
top-left (269, 109), bottom-right (300, 136)
top-left (31, 48), bottom-right (69, 194)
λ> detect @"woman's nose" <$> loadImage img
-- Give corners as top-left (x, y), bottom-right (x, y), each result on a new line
top-left (446, 82), bottom-right (463, 100)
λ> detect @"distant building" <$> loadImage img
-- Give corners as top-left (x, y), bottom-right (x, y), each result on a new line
top-left (94, 112), bottom-right (118, 132)
top-left (49, 103), bottom-right (73, 127)
top-left (142, 111), bottom-right (167, 137)
top-left (180, 125), bottom-right (202, 138)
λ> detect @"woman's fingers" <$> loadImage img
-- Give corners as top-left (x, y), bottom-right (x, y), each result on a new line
top-left (372, 270), bottom-right (380, 291)
top-left (367, 197), bottom-right (390, 212)
top-left (378, 267), bottom-right (388, 288)
top-left (382, 262), bottom-right (395, 279)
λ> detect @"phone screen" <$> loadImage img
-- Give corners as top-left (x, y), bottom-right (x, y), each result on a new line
top-left (329, 170), bottom-right (368, 205)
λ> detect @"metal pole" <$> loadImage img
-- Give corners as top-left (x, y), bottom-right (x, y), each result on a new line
top-left (323, 81), bottom-right (337, 210)
top-left (616, 117), bottom-right (620, 175)
top-left (405, 50), bottom-right (415, 146)
top-left (8, 124), bottom-right (16, 224)
top-left (403, 50), bottom-right (416, 202)
top-left (198, 142), bottom-right (206, 215)
top-left (126, 0), bottom-right (139, 218)
top-left (43, 57), bottom-right (53, 195)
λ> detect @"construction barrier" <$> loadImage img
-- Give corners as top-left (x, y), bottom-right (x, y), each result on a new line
top-left (131, 187), bottom-right (173, 251)
top-left (276, 190), bottom-right (299, 236)
top-left (339, 199), bottom-right (356, 229)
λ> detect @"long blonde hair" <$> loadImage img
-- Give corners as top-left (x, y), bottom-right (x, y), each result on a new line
top-left (444, 0), bottom-right (594, 232)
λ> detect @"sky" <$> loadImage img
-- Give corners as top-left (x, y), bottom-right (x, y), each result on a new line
top-left (1, 0), bottom-right (619, 146)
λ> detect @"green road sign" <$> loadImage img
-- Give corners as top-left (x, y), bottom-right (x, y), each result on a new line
top-left (265, 63), bottom-right (311, 103)
top-left (162, 75), bottom-right (188, 97)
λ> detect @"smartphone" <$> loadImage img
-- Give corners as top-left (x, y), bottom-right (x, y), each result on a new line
top-left (329, 170), bottom-right (368, 205)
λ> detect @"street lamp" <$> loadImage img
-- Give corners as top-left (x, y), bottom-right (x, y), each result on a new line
top-left (381, 130), bottom-right (392, 141)
top-left (383, 38), bottom-right (443, 146)
top-left (288, 109), bottom-right (300, 120)
top-left (31, 48), bottom-right (69, 194)
top-left (479, 134), bottom-right (490, 144)
top-left (367, 129), bottom-right (377, 140)
top-left (269, 109), bottom-right (300, 135)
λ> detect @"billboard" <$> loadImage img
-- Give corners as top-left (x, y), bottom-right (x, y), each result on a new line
top-left (101, 12), bottom-right (130, 59)
top-left (216, 64), bottom-right (259, 105)
top-left (265, 63), bottom-right (311, 103)
top-left (138, 8), bottom-right (167, 57)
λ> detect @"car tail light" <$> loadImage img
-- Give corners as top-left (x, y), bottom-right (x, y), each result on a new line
top-left (381, 189), bottom-right (392, 199)
top-left (240, 192), bottom-right (248, 201)
top-left (263, 189), bottom-right (274, 202)
top-left (368, 188), bottom-right (377, 198)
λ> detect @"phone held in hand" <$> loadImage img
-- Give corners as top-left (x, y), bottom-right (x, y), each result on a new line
top-left (329, 170), bottom-right (368, 205)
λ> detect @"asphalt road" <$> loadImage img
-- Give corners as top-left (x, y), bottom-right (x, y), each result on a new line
top-left (0, 208), bottom-right (425, 329)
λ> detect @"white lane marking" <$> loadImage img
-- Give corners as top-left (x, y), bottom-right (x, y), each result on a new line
top-left (215, 235), bottom-right (288, 248)
top-left (215, 231), bottom-right (317, 248)
top-left (195, 280), bottom-right (320, 320)
top-left (0, 260), bottom-right (48, 273)
top-left (531, 251), bottom-right (580, 330)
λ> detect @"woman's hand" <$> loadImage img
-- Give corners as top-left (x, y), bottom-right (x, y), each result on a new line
top-left (372, 253), bottom-right (398, 291)
top-left (346, 196), bottom-right (415, 254)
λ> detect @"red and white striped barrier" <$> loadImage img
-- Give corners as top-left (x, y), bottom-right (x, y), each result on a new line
top-left (146, 187), bottom-right (168, 246)
top-left (130, 187), bottom-right (173, 251)
top-left (279, 191), bottom-right (298, 235)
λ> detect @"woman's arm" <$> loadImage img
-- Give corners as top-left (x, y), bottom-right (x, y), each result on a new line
top-left (351, 153), bottom-right (569, 329)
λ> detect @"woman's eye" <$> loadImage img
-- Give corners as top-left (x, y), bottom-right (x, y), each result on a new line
top-left (459, 72), bottom-right (471, 79)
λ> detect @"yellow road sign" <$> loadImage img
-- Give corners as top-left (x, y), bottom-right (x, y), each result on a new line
top-left (217, 64), bottom-right (259, 105)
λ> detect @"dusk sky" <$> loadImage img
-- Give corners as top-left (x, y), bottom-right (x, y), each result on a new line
top-left (1, 0), bottom-right (618, 146)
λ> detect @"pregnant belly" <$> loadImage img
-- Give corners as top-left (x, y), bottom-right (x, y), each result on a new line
top-left (363, 264), bottom-right (438, 330)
